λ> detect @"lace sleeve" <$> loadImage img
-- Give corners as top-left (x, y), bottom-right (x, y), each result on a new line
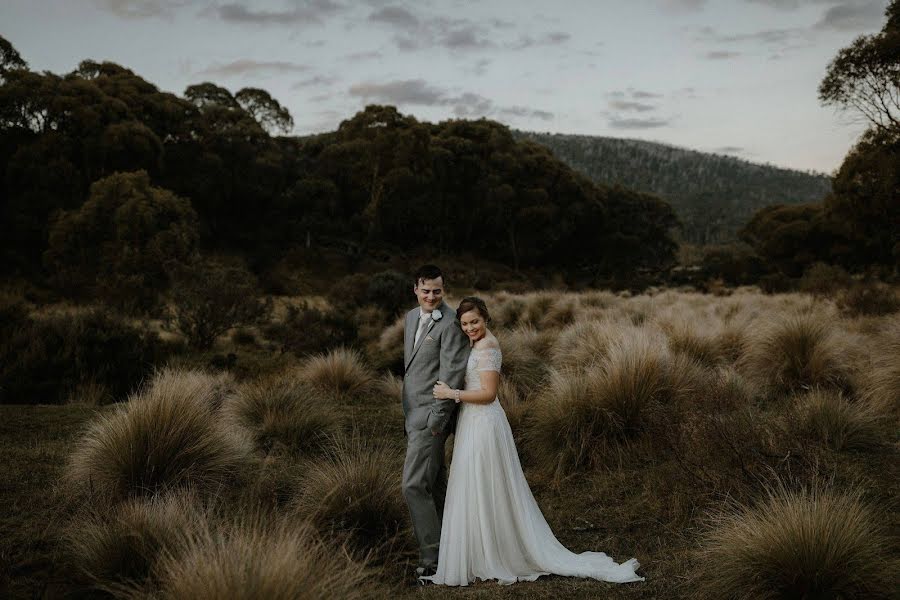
top-left (475, 348), bottom-right (502, 373)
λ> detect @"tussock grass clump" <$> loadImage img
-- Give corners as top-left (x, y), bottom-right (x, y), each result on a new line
top-left (66, 491), bottom-right (202, 589)
top-left (491, 294), bottom-right (527, 328)
top-left (738, 313), bottom-right (852, 399)
top-left (528, 328), bottom-right (702, 478)
top-left (148, 367), bottom-right (238, 411)
top-left (861, 316), bottom-right (900, 417)
top-left (66, 367), bottom-right (256, 504)
top-left (292, 437), bottom-right (408, 561)
top-left (837, 281), bottom-right (900, 317)
top-left (374, 372), bottom-right (402, 400)
top-left (548, 320), bottom-right (623, 370)
top-left (694, 482), bottom-right (895, 600)
top-left (661, 318), bottom-right (725, 367)
top-left (367, 316), bottom-right (404, 372)
top-left (496, 326), bottom-right (551, 396)
top-left (223, 375), bottom-right (343, 456)
top-left (152, 516), bottom-right (375, 600)
top-left (298, 347), bottom-right (375, 400)
top-left (792, 389), bottom-right (883, 452)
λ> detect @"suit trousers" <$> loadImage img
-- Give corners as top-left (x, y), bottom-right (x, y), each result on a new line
top-left (402, 426), bottom-right (448, 568)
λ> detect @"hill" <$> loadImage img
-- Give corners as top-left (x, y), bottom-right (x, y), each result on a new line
top-left (515, 132), bottom-right (832, 245)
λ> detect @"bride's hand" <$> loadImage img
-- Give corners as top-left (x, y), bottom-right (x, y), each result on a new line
top-left (433, 381), bottom-right (453, 400)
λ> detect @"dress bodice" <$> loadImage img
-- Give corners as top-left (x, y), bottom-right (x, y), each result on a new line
top-left (464, 347), bottom-right (502, 391)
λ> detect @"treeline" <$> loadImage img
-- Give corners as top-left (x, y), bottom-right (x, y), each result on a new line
top-left (516, 132), bottom-right (832, 245)
top-left (0, 35), bottom-right (679, 311)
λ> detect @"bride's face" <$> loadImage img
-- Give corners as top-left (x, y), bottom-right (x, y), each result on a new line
top-left (459, 310), bottom-right (487, 342)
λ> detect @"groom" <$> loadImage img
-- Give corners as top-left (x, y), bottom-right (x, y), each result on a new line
top-left (401, 264), bottom-right (469, 580)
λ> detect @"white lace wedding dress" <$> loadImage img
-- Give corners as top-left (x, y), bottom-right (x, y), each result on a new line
top-left (422, 339), bottom-right (644, 586)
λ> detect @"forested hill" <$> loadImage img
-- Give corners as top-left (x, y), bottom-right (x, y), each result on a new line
top-left (515, 132), bottom-right (832, 245)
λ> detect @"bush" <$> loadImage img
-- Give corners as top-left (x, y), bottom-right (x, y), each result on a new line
top-left (167, 256), bottom-right (273, 351)
top-left (737, 313), bottom-right (853, 399)
top-left (66, 491), bottom-right (201, 589)
top-left (298, 347), bottom-right (375, 400)
top-left (264, 302), bottom-right (356, 358)
top-left (224, 374), bottom-right (344, 456)
top-left (0, 307), bottom-right (177, 405)
top-left (366, 316), bottom-right (404, 374)
top-left (66, 367), bottom-right (257, 504)
top-left (291, 437), bottom-right (409, 562)
top-left (693, 482), bottom-right (895, 599)
top-left (861, 316), bottom-right (900, 416)
top-left (151, 515), bottom-right (375, 600)
top-left (837, 280), bottom-right (900, 316)
top-left (365, 270), bottom-right (410, 317)
top-left (527, 328), bottom-right (701, 478)
top-left (798, 262), bottom-right (852, 296)
top-left (792, 389), bottom-right (883, 451)
top-left (43, 170), bottom-right (199, 313)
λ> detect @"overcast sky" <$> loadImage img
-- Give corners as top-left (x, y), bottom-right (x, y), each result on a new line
top-left (2, 0), bottom-right (891, 173)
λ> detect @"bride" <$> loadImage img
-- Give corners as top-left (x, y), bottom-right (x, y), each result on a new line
top-left (422, 296), bottom-right (644, 587)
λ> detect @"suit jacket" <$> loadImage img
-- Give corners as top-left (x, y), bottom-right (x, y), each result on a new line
top-left (401, 301), bottom-right (470, 434)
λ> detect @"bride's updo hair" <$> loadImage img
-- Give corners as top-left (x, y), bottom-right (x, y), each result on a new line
top-left (456, 296), bottom-right (491, 323)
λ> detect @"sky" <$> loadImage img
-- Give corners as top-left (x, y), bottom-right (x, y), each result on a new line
top-left (1, 0), bottom-right (892, 173)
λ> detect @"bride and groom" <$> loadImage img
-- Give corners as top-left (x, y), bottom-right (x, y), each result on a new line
top-left (400, 264), bottom-right (644, 587)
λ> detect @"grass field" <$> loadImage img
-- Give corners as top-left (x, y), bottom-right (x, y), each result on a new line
top-left (2, 287), bottom-right (898, 599)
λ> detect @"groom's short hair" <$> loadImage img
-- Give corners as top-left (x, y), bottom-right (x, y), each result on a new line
top-left (414, 264), bottom-right (443, 286)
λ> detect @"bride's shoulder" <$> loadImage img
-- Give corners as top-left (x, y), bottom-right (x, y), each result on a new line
top-left (473, 333), bottom-right (501, 352)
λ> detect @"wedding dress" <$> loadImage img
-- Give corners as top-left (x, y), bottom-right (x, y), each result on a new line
top-left (421, 338), bottom-right (644, 586)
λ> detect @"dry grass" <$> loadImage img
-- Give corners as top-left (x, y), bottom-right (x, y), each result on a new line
top-left (693, 481), bottom-right (896, 600)
top-left (298, 347), bottom-right (375, 400)
top-left (65, 491), bottom-right (202, 590)
top-left (791, 389), bottom-right (884, 452)
top-left (223, 373), bottom-right (344, 456)
top-left (861, 316), bottom-right (900, 418)
top-left (527, 328), bottom-right (704, 479)
top-left (548, 319), bottom-right (623, 370)
top-left (66, 367), bottom-right (257, 504)
top-left (150, 514), bottom-right (379, 600)
top-left (737, 313), bottom-right (853, 400)
top-left (291, 436), bottom-right (410, 564)
top-left (374, 372), bottom-right (403, 401)
top-left (496, 326), bottom-right (551, 397)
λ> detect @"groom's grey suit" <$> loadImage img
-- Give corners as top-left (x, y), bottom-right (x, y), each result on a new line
top-left (401, 300), bottom-right (469, 569)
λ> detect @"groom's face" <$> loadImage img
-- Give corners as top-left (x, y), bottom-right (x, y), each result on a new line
top-left (414, 277), bottom-right (444, 313)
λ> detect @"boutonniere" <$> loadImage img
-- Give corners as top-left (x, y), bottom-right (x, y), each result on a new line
top-left (431, 309), bottom-right (443, 322)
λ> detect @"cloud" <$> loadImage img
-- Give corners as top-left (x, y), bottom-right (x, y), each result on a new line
top-left (211, 0), bottom-right (343, 26)
top-left (814, 1), bottom-right (887, 31)
top-left (369, 5), bottom-right (419, 28)
top-left (692, 25), bottom-right (806, 44)
top-left (343, 50), bottom-right (383, 61)
top-left (508, 31), bottom-right (571, 50)
top-left (632, 89), bottom-right (663, 99)
top-left (608, 116), bottom-right (673, 129)
top-left (704, 50), bottom-right (742, 59)
top-left (658, 0), bottom-right (709, 13)
top-left (367, 7), bottom-right (528, 51)
top-left (94, 0), bottom-right (187, 19)
top-left (291, 75), bottom-right (340, 89)
top-left (347, 78), bottom-right (553, 121)
top-left (349, 79), bottom-right (447, 105)
top-left (199, 59), bottom-right (310, 77)
top-left (609, 100), bottom-right (657, 112)
top-left (713, 145), bottom-right (745, 153)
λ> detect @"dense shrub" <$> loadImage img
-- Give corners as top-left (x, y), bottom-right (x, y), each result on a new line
top-left (291, 437), bottom-right (408, 562)
top-left (693, 482), bottom-right (895, 599)
top-left (0, 307), bottom-right (178, 405)
top-left (66, 367), bottom-right (257, 504)
top-left (151, 516), bottom-right (376, 600)
top-left (263, 303), bottom-right (357, 358)
top-left (167, 256), bottom-right (273, 350)
top-left (223, 374), bottom-right (344, 456)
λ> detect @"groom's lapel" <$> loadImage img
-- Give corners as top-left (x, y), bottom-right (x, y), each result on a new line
top-left (405, 303), bottom-right (443, 370)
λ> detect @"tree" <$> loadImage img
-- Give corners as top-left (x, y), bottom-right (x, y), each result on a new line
top-left (819, 0), bottom-right (900, 133)
top-left (166, 256), bottom-right (272, 350)
top-left (235, 87), bottom-right (294, 135)
top-left (43, 170), bottom-right (199, 311)
top-left (0, 35), bottom-right (27, 78)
